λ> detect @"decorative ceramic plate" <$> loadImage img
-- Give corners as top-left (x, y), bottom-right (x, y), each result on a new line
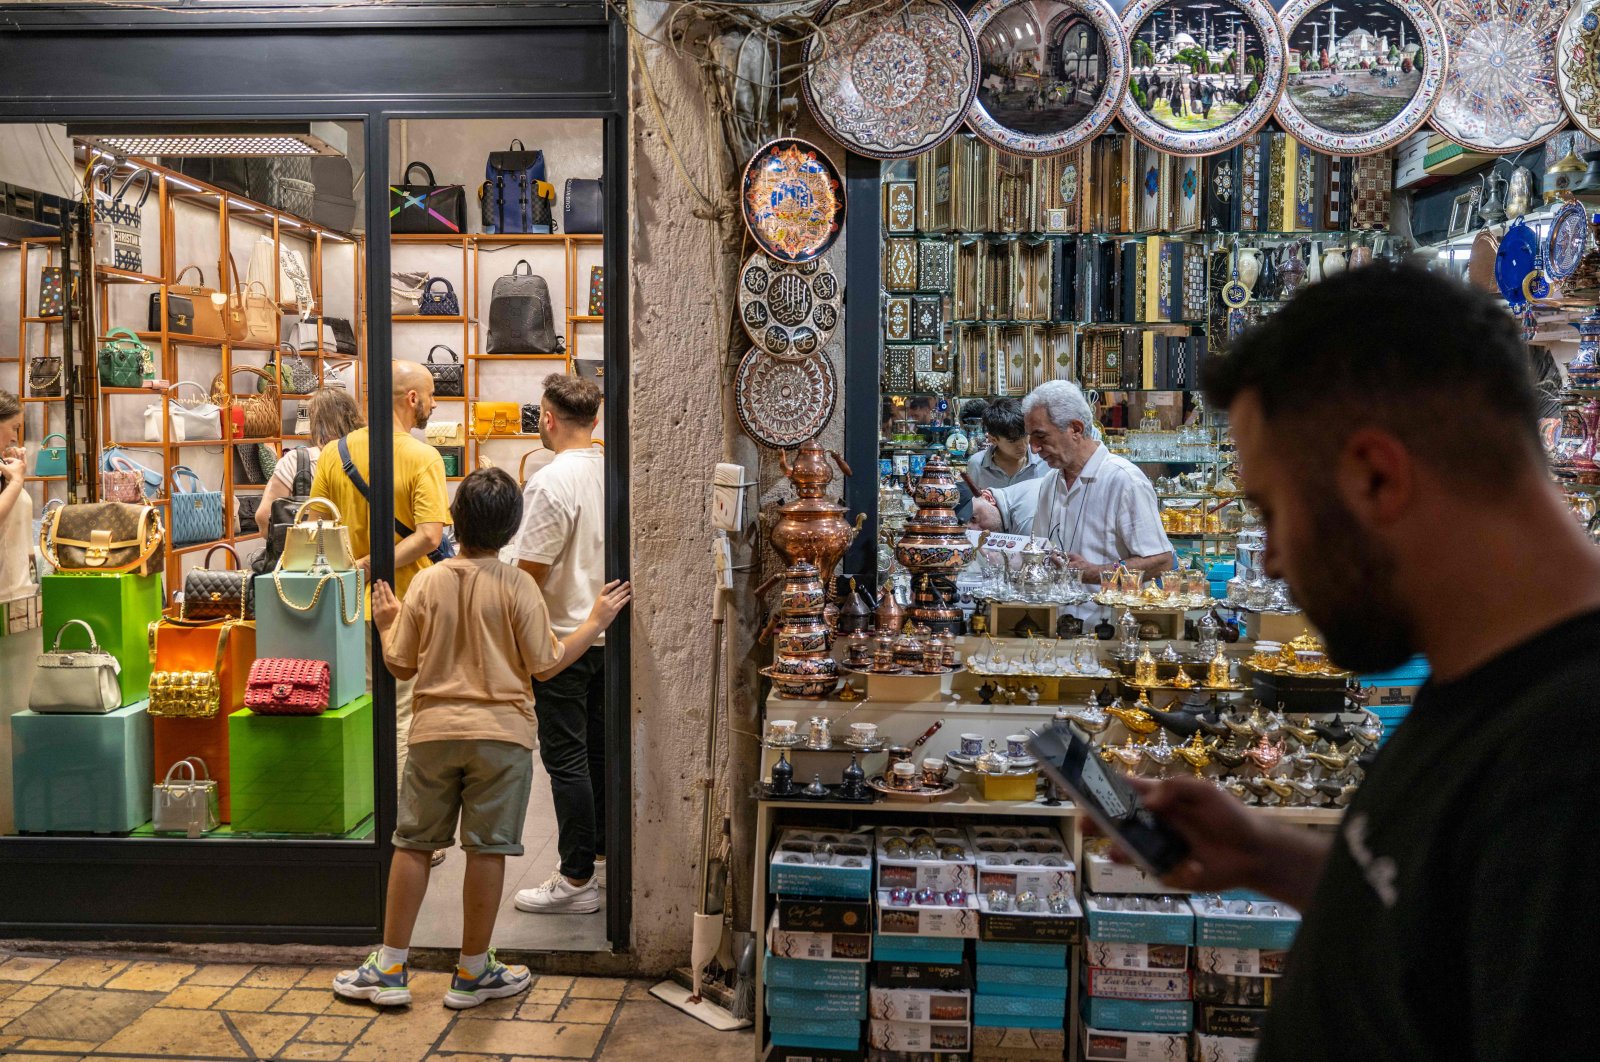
top-left (734, 346), bottom-right (838, 448)
top-left (1558, 2), bottom-right (1600, 142)
top-left (803, 0), bottom-right (980, 159)
top-left (965, 0), bottom-right (1129, 156)
top-left (1118, 0), bottom-right (1287, 156)
top-left (1432, 0), bottom-right (1565, 152)
top-left (737, 252), bottom-right (843, 361)
top-left (1549, 199), bottom-right (1591, 281)
top-left (1496, 219), bottom-right (1539, 306)
top-left (741, 139), bottom-right (846, 264)
top-left (1274, 0), bottom-right (1446, 156)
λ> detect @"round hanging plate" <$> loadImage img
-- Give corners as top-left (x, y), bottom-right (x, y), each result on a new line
top-left (1495, 220), bottom-right (1539, 306)
top-left (741, 139), bottom-right (846, 265)
top-left (1431, 0), bottom-right (1565, 152)
top-left (734, 347), bottom-right (838, 448)
top-left (803, 0), bottom-right (980, 160)
top-left (737, 252), bottom-right (843, 361)
top-left (964, 0), bottom-right (1128, 157)
top-left (1549, 199), bottom-right (1591, 282)
top-left (1274, 0), bottom-right (1447, 156)
top-left (1117, 0), bottom-right (1287, 157)
top-left (1558, 2), bottom-right (1600, 143)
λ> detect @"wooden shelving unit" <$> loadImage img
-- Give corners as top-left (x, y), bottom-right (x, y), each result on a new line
top-left (10, 237), bottom-right (70, 510)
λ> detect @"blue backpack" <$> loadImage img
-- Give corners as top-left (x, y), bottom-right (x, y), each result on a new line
top-left (480, 140), bottom-right (556, 234)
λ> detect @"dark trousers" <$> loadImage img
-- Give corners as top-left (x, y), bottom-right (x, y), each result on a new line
top-left (532, 644), bottom-right (606, 881)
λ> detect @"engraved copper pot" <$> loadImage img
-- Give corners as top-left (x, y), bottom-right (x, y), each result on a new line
top-left (778, 561), bottom-right (828, 618)
top-left (894, 450), bottom-right (974, 634)
top-left (771, 440), bottom-right (863, 594)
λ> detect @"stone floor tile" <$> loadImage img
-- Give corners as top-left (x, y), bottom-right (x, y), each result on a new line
top-left (230, 1010), bottom-right (309, 1057)
top-left (186, 963), bottom-right (257, 987)
top-left (271, 989), bottom-right (340, 1015)
top-left (0, 956), bottom-right (58, 981)
top-left (98, 1006), bottom-right (250, 1057)
top-left (451, 990), bottom-right (525, 1019)
top-left (439, 1015), bottom-right (605, 1058)
top-left (341, 991), bottom-right (454, 1062)
top-left (0, 998), bottom-right (32, 1018)
top-left (105, 961), bottom-right (196, 993)
top-left (0, 1033), bottom-right (15, 1049)
top-left (623, 979), bottom-right (656, 1001)
top-left (31, 958), bottom-right (127, 988)
top-left (3, 1053), bottom-right (79, 1062)
top-left (215, 985), bottom-right (285, 1012)
top-left (0, 982), bottom-right (16, 1001)
top-left (12, 984), bottom-right (57, 1002)
top-left (567, 977), bottom-right (625, 1000)
top-left (156, 984), bottom-right (229, 1009)
top-left (299, 1014), bottom-right (373, 1043)
top-left (597, 1000), bottom-right (754, 1062)
top-left (279, 1043), bottom-right (347, 1061)
top-left (11, 1038), bottom-right (100, 1052)
top-left (240, 965), bottom-right (310, 989)
top-left (525, 988), bottom-right (566, 1006)
top-left (515, 1002), bottom-right (558, 1022)
top-left (298, 966), bottom-right (350, 989)
top-left (555, 997), bottom-right (617, 1024)
top-left (1, 986), bottom-right (163, 1043)
top-left (535, 975), bottom-right (574, 992)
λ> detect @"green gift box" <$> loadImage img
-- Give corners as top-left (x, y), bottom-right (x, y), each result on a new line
top-left (12, 701), bottom-right (153, 834)
top-left (228, 695), bottom-right (373, 835)
top-left (41, 572), bottom-right (163, 707)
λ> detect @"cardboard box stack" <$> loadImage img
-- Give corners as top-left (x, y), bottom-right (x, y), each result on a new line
top-left (1190, 895), bottom-right (1301, 1061)
top-left (1081, 894), bottom-right (1195, 1060)
top-left (767, 829), bottom-right (874, 1058)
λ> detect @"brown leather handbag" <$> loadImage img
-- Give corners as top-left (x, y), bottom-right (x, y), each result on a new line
top-left (213, 365), bottom-right (281, 439)
top-left (40, 502), bottom-right (166, 576)
top-left (225, 254), bottom-right (280, 347)
top-left (157, 265), bottom-right (228, 340)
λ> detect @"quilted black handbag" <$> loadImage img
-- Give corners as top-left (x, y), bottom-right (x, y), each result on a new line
top-left (389, 161), bottom-right (466, 235)
top-left (252, 447), bottom-right (313, 575)
top-left (182, 543), bottom-right (254, 621)
top-left (419, 278), bottom-right (461, 317)
top-left (522, 403), bottom-right (541, 434)
top-left (237, 494), bottom-right (262, 534)
top-left (425, 345), bottom-right (465, 397)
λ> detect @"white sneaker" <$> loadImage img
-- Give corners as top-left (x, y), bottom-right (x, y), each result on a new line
top-left (515, 871), bottom-right (601, 914)
top-left (594, 858), bottom-right (607, 890)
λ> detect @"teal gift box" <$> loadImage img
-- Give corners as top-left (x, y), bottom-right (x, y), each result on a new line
top-left (974, 990), bottom-right (1065, 1026)
top-left (229, 695), bottom-right (373, 835)
top-left (252, 570), bottom-right (366, 710)
top-left (764, 953), bottom-right (868, 993)
top-left (766, 987), bottom-right (867, 1020)
top-left (975, 940), bottom-right (1069, 968)
top-left (976, 963), bottom-right (1070, 999)
top-left (41, 572), bottom-right (162, 707)
top-left (12, 701), bottom-right (152, 834)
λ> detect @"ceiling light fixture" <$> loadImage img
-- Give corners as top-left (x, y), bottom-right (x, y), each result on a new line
top-left (69, 122), bottom-right (348, 158)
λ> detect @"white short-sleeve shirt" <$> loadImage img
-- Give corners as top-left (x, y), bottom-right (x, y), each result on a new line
top-left (513, 448), bottom-right (605, 640)
top-left (1028, 444), bottom-right (1172, 566)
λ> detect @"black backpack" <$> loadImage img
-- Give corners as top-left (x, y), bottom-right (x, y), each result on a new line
top-left (252, 447), bottom-right (313, 574)
top-left (487, 260), bottom-right (565, 355)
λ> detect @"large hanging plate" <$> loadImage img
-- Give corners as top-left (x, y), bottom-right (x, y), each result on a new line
top-left (1274, 0), bottom-right (1447, 156)
top-left (1558, 2), bottom-right (1600, 143)
top-left (734, 347), bottom-right (838, 448)
top-left (1495, 218), bottom-right (1539, 307)
top-left (1431, 0), bottom-right (1565, 152)
top-left (737, 252), bottom-right (843, 361)
top-left (741, 139), bottom-right (846, 265)
top-left (964, 0), bottom-right (1129, 157)
top-left (1549, 199), bottom-right (1591, 282)
top-left (1118, 0), bottom-right (1287, 157)
top-left (803, 0), bottom-right (980, 159)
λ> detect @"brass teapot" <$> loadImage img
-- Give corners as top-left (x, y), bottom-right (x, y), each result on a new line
top-left (772, 440), bottom-right (863, 593)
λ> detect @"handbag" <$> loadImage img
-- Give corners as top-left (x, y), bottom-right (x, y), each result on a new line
top-left (425, 421), bottom-right (465, 447)
top-left (98, 327), bottom-right (152, 389)
top-left (226, 254), bottom-right (281, 346)
top-left (150, 266), bottom-right (225, 339)
top-left (212, 366), bottom-right (280, 439)
top-left (294, 404), bottom-right (309, 437)
top-left (436, 446), bottom-right (463, 477)
top-left (152, 756), bottom-right (220, 837)
top-left (419, 278), bottom-right (461, 317)
top-left (169, 465), bottom-right (224, 547)
top-left (254, 449), bottom-right (314, 574)
top-left (100, 448), bottom-right (163, 502)
top-left (92, 167), bottom-right (153, 273)
top-left (236, 441), bottom-right (266, 485)
top-left (147, 381), bottom-right (224, 443)
top-left (281, 245), bottom-right (316, 313)
top-left (39, 266), bottom-right (76, 318)
top-left (28, 618), bottom-right (122, 714)
top-left (34, 434), bottom-right (68, 478)
top-left (245, 657), bottom-right (331, 715)
top-left (271, 566), bottom-right (364, 627)
top-left (326, 317), bottom-right (357, 354)
top-left (324, 359), bottom-right (356, 392)
top-left (237, 493), bottom-right (262, 534)
top-left (182, 543), bottom-right (254, 621)
top-left (563, 178), bottom-right (603, 235)
top-left (273, 345), bottom-right (317, 395)
top-left (391, 269), bottom-right (428, 315)
top-left (40, 501), bottom-right (165, 576)
top-left (147, 619), bottom-right (243, 722)
top-left (472, 401), bottom-right (522, 437)
top-left (425, 345), bottom-right (465, 396)
top-left (487, 260), bottom-right (562, 354)
top-left (279, 497), bottom-right (358, 572)
top-left (390, 161), bottom-right (466, 235)
top-left (28, 355), bottom-right (62, 397)
top-left (521, 403), bottom-right (540, 435)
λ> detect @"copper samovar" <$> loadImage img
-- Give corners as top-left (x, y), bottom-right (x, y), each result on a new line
top-left (772, 440), bottom-right (863, 593)
top-left (894, 449), bottom-right (974, 635)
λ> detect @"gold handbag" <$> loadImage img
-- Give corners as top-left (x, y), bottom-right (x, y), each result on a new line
top-left (147, 620), bottom-right (237, 719)
top-left (471, 401), bottom-right (521, 437)
top-left (212, 365), bottom-right (280, 439)
top-left (40, 502), bottom-right (166, 576)
top-left (279, 497), bottom-right (358, 572)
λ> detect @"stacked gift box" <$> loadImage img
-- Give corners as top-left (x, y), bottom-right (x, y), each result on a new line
top-left (1080, 894), bottom-right (1195, 1060)
top-left (1189, 895), bottom-right (1300, 1061)
top-left (766, 828), bottom-right (874, 1058)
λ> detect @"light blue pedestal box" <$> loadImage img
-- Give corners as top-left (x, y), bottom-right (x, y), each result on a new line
top-left (12, 701), bottom-right (152, 834)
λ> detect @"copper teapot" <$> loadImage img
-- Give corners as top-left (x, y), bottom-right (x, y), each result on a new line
top-left (772, 440), bottom-right (863, 593)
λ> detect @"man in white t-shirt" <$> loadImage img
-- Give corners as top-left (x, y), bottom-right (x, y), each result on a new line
top-left (510, 374), bottom-right (609, 916)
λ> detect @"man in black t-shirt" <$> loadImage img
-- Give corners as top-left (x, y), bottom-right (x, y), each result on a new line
top-left (1129, 264), bottom-right (1600, 1060)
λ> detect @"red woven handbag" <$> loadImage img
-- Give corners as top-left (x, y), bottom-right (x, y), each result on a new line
top-left (245, 658), bottom-right (331, 715)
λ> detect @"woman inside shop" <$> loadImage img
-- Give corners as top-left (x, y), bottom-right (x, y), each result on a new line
top-left (255, 386), bottom-right (364, 535)
top-left (0, 391), bottom-right (32, 605)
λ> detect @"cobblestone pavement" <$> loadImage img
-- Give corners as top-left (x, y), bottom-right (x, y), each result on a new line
top-left (0, 953), bottom-right (753, 1061)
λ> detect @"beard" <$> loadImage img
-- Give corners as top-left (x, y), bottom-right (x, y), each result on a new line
top-left (1289, 491), bottom-right (1417, 673)
top-left (412, 398), bottom-right (432, 430)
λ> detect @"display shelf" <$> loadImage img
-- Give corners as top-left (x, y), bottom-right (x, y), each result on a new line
top-left (569, 314), bottom-right (603, 323)
top-left (94, 264), bottom-right (165, 285)
top-left (11, 236), bottom-right (69, 510)
top-left (470, 353), bottom-right (568, 361)
top-left (391, 314), bottom-right (472, 324)
top-left (22, 315), bottom-right (62, 324)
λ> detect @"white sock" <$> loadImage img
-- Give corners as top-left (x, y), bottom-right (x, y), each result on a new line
top-left (378, 945), bottom-right (408, 970)
top-left (459, 951), bottom-right (488, 976)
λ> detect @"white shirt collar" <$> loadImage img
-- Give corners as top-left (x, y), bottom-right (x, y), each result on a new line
top-left (1059, 443), bottom-right (1109, 491)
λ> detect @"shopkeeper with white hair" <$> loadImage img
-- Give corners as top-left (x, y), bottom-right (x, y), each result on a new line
top-left (1010, 380), bottom-right (1174, 582)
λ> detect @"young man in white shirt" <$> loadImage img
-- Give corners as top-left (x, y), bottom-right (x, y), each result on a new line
top-left (510, 374), bottom-right (610, 915)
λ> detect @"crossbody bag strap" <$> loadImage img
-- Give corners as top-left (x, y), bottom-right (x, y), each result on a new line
top-left (337, 436), bottom-right (420, 544)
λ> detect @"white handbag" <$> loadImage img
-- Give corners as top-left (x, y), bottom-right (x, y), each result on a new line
top-left (280, 497), bottom-right (358, 572)
top-left (152, 756), bottom-right (220, 837)
top-left (148, 381), bottom-right (223, 443)
top-left (425, 421), bottom-right (465, 447)
top-left (280, 246), bottom-right (316, 314)
top-left (391, 270), bottom-right (428, 315)
top-left (29, 618), bottom-right (122, 714)
top-left (295, 403), bottom-right (310, 437)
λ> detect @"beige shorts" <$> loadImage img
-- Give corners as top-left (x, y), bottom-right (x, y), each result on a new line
top-left (394, 739), bottom-right (532, 855)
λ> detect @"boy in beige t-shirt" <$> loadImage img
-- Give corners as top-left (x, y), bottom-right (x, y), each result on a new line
top-left (333, 467), bottom-right (629, 1010)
